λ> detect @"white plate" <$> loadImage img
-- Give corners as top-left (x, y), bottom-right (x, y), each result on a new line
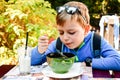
top-left (41, 62), bottom-right (83, 78)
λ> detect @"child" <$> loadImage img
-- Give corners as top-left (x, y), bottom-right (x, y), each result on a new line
top-left (31, 1), bottom-right (120, 71)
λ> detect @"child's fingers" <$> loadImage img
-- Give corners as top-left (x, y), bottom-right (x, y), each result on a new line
top-left (38, 35), bottom-right (49, 54)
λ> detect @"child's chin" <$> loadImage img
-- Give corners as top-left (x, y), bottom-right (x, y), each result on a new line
top-left (67, 46), bottom-right (75, 49)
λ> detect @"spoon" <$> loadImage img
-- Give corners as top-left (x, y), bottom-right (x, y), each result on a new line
top-left (47, 48), bottom-right (68, 58)
top-left (60, 52), bottom-right (68, 58)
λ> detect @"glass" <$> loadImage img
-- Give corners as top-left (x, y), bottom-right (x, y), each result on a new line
top-left (17, 46), bottom-right (32, 75)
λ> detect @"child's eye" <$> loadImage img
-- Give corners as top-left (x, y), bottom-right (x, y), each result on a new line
top-left (59, 32), bottom-right (64, 35)
top-left (68, 32), bottom-right (75, 35)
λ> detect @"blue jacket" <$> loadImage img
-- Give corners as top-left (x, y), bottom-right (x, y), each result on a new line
top-left (31, 31), bottom-right (120, 71)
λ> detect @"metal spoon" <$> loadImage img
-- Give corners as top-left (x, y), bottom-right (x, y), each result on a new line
top-left (60, 52), bottom-right (68, 58)
top-left (47, 48), bottom-right (68, 58)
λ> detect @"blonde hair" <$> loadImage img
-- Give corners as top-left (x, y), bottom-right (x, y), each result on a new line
top-left (56, 1), bottom-right (90, 28)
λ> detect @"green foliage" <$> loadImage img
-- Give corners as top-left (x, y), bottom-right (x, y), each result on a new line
top-left (0, 0), bottom-right (58, 65)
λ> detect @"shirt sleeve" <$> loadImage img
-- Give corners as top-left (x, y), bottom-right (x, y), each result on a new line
top-left (92, 38), bottom-right (120, 71)
top-left (31, 46), bottom-right (46, 66)
top-left (31, 40), bottom-right (57, 66)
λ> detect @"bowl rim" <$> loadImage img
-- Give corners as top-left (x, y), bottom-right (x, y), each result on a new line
top-left (47, 52), bottom-right (75, 58)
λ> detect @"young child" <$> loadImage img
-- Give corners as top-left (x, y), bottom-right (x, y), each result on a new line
top-left (31, 1), bottom-right (120, 71)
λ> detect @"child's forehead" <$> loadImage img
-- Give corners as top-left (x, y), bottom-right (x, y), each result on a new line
top-left (57, 19), bottom-right (83, 28)
top-left (57, 14), bottom-right (84, 28)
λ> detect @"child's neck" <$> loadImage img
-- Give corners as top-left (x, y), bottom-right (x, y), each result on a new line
top-left (74, 41), bottom-right (85, 51)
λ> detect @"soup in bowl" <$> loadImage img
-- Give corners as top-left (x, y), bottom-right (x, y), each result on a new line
top-left (46, 52), bottom-right (75, 74)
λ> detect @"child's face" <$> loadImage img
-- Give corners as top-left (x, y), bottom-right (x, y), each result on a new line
top-left (57, 20), bottom-right (89, 49)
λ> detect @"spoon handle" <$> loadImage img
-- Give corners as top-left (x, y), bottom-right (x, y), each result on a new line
top-left (47, 48), bottom-right (67, 58)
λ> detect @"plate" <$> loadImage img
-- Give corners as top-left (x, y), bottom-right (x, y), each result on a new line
top-left (41, 62), bottom-right (83, 78)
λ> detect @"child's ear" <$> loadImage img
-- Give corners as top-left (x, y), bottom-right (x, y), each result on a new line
top-left (84, 24), bottom-right (91, 35)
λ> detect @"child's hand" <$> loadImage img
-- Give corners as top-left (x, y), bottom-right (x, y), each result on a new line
top-left (38, 35), bottom-right (49, 54)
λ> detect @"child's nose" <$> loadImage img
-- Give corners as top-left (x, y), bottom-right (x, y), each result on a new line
top-left (63, 33), bottom-right (69, 41)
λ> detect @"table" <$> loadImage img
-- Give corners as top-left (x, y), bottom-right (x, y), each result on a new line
top-left (0, 62), bottom-right (120, 80)
top-left (0, 65), bottom-right (15, 78)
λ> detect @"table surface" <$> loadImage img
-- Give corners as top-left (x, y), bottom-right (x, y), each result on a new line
top-left (0, 62), bottom-right (120, 80)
